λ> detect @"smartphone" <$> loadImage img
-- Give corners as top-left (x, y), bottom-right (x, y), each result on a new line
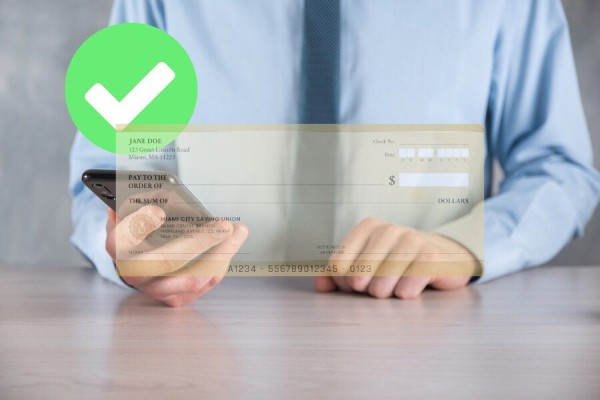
top-left (82, 168), bottom-right (213, 223)
top-left (82, 169), bottom-right (118, 210)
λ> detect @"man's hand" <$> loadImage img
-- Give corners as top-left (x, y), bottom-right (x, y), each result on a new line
top-left (105, 206), bottom-right (248, 307)
top-left (315, 218), bottom-right (480, 299)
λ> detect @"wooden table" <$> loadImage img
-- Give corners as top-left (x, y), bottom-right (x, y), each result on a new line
top-left (1, 264), bottom-right (599, 399)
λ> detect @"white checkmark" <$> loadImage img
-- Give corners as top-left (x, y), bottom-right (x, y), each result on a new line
top-left (84, 62), bottom-right (176, 129)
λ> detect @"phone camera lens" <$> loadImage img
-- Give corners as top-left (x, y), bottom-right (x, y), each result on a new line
top-left (92, 184), bottom-right (115, 200)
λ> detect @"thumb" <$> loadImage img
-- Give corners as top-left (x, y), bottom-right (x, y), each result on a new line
top-left (106, 205), bottom-right (165, 259)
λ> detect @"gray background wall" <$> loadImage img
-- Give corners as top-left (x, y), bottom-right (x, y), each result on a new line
top-left (0, 0), bottom-right (598, 266)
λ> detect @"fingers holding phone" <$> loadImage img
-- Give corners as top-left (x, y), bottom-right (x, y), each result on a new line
top-left (105, 205), bottom-right (249, 307)
top-left (105, 204), bottom-right (164, 258)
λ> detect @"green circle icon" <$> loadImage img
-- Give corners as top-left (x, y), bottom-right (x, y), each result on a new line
top-left (65, 23), bottom-right (197, 154)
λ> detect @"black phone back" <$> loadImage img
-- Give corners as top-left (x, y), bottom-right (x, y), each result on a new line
top-left (82, 169), bottom-right (117, 210)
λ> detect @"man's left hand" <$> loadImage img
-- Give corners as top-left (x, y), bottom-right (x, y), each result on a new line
top-left (314, 218), bottom-right (480, 299)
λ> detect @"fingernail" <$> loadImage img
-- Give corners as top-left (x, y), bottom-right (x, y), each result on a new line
top-left (231, 225), bottom-right (248, 245)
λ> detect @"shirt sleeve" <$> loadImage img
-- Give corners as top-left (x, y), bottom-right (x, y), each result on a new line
top-left (435, 0), bottom-right (600, 283)
top-left (69, 0), bottom-right (172, 288)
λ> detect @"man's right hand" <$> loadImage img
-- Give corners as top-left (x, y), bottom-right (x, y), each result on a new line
top-left (105, 205), bottom-right (248, 307)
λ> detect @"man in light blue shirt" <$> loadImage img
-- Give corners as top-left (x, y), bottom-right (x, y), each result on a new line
top-left (70, 0), bottom-right (600, 306)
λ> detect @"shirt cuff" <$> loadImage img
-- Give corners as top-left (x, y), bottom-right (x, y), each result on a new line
top-left (71, 212), bottom-right (134, 290)
top-left (431, 202), bottom-right (485, 283)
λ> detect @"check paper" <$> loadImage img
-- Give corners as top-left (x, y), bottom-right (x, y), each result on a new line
top-left (115, 125), bottom-right (484, 277)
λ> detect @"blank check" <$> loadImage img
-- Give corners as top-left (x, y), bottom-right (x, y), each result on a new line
top-left (115, 125), bottom-right (485, 276)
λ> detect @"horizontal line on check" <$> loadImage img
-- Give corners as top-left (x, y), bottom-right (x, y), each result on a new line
top-left (397, 144), bottom-right (469, 146)
top-left (171, 201), bottom-right (434, 205)
top-left (177, 183), bottom-right (386, 186)
top-left (343, 252), bottom-right (473, 255)
top-left (143, 252), bottom-right (252, 255)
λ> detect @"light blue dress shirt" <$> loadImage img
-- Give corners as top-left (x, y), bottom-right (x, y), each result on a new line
top-left (70, 0), bottom-right (600, 288)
